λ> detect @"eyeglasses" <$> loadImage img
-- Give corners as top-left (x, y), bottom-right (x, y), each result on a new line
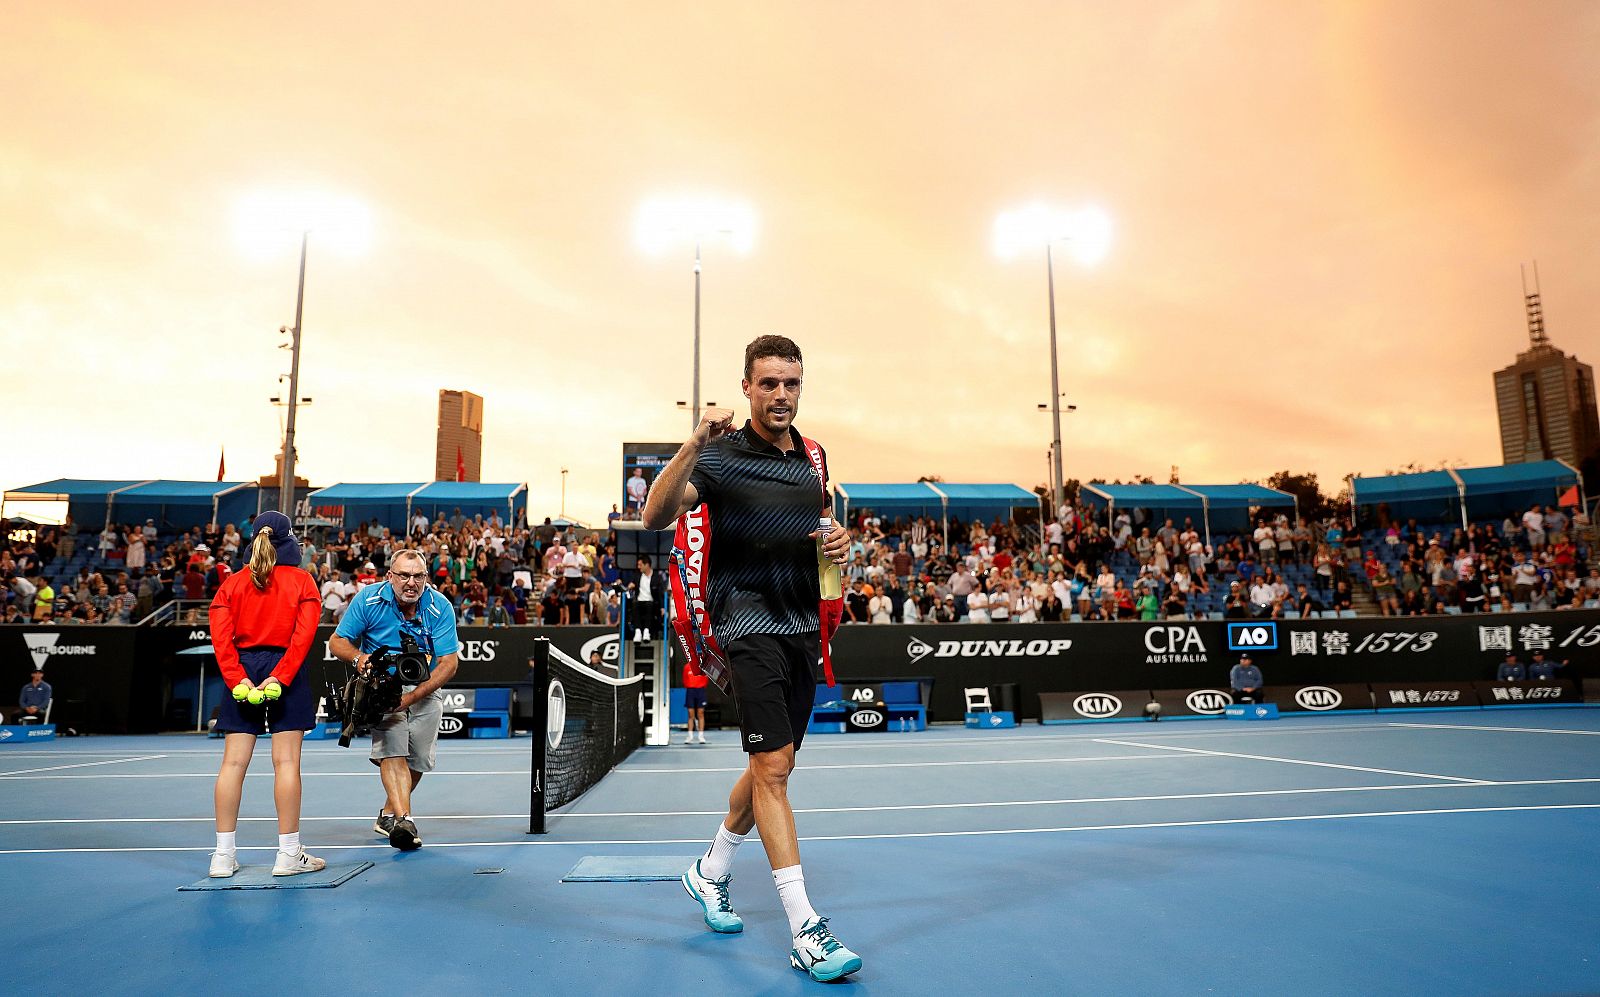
top-left (391, 571), bottom-right (428, 583)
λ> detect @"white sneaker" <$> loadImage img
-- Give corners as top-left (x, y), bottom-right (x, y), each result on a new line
top-left (632, 629), bottom-right (643, 642)
top-left (696, 734), bottom-right (707, 744)
top-left (790, 916), bottom-right (862, 982)
top-left (272, 849), bottom-right (328, 877)
top-left (208, 851), bottom-right (239, 878)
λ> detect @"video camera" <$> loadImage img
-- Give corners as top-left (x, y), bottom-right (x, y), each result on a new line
top-left (332, 632), bottom-right (431, 747)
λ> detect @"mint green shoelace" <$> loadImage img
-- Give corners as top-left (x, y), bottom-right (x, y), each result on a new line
top-left (710, 879), bottom-right (734, 913)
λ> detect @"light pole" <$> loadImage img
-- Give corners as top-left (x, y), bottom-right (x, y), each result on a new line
top-left (560, 467), bottom-right (569, 519)
top-left (235, 190), bottom-right (372, 515)
top-left (280, 232), bottom-right (308, 514)
top-left (636, 195), bottom-right (757, 433)
top-left (1036, 401), bottom-right (1077, 514)
top-left (996, 203), bottom-right (1112, 511)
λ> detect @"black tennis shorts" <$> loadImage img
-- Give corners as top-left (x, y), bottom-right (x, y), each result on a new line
top-left (726, 631), bottom-right (819, 754)
top-left (683, 686), bottom-right (708, 710)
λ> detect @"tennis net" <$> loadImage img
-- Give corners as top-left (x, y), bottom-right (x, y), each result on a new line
top-left (529, 638), bottom-right (645, 831)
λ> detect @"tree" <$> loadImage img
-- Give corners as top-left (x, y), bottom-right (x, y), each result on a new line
top-left (1264, 470), bottom-right (1336, 521)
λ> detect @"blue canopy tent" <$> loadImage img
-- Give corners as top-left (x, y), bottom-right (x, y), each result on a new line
top-left (306, 482), bottom-right (529, 533)
top-left (1182, 484), bottom-right (1299, 539)
top-left (2, 479), bottom-right (256, 530)
top-left (1349, 470), bottom-right (1462, 526)
top-left (1454, 461), bottom-right (1583, 522)
top-left (1081, 484), bottom-right (1203, 529)
top-left (1351, 461), bottom-right (1583, 529)
top-left (409, 482), bottom-right (528, 530)
top-left (2, 479), bottom-right (149, 529)
top-left (304, 483), bottom-right (426, 533)
top-left (114, 481), bottom-right (259, 531)
top-left (1080, 483), bottom-right (1295, 546)
top-left (834, 482), bottom-right (1038, 547)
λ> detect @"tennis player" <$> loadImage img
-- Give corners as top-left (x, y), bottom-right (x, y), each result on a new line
top-left (207, 511), bottom-right (324, 878)
top-left (644, 334), bottom-right (862, 982)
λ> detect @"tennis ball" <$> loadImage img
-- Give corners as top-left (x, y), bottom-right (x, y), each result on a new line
top-left (232, 683), bottom-right (251, 702)
top-left (262, 683), bottom-right (282, 701)
top-left (246, 689), bottom-right (265, 705)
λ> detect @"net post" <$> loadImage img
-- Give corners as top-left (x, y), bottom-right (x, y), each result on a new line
top-left (529, 636), bottom-right (550, 835)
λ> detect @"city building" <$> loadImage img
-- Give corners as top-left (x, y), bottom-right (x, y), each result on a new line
top-left (435, 389), bottom-right (483, 482)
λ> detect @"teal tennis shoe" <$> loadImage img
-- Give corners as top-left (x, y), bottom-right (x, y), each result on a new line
top-left (790, 916), bottom-right (862, 982)
top-left (682, 860), bottom-right (744, 933)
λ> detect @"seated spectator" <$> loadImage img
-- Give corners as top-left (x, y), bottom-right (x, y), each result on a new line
top-left (1294, 583), bottom-right (1322, 617)
top-left (1495, 652), bottom-right (1525, 681)
top-left (1229, 654), bottom-right (1264, 704)
top-left (1372, 564), bottom-right (1399, 615)
top-left (17, 668), bottom-right (51, 724)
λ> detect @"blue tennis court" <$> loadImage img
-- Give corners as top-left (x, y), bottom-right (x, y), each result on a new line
top-left (4, 710), bottom-right (1599, 995)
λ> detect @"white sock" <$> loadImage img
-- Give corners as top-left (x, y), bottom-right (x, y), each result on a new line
top-left (700, 823), bottom-right (747, 880)
top-left (278, 831), bottom-right (301, 856)
top-left (774, 865), bottom-right (818, 935)
top-left (215, 831), bottom-right (236, 855)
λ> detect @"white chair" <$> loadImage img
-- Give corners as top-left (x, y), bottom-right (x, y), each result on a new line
top-left (964, 687), bottom-right (992, 713)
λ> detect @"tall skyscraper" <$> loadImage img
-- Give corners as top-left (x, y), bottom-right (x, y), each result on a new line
top-left (1493, 267), bottom-right (1599, 484)
top-left (435, 389), bottom-right (483, 482)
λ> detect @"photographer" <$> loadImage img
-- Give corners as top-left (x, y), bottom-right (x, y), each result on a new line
top-left (328, 549), bottom-right (460, 851)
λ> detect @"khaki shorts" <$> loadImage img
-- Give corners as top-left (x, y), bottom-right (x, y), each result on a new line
top-left (369, 688), bottom-right (443, 773)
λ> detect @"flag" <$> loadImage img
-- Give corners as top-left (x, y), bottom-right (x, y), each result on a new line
top-left (1557, 485), bottom-right (1578, 508)
top-left (456, 447), bottom-right (466, 482)
top-left (217, 447), bottom-right (226, 482)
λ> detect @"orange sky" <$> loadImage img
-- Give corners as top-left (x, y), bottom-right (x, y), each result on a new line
top-left (3, 2), bottom-right (1596, 523)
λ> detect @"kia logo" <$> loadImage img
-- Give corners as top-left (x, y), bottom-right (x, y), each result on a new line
top-left (1073, 693), bottom-right (1123, 719)
top-left (850, 709), bottom-right (885, 727)
top-left (1185, 689), bottom-right (1233, 714)
top-left (438, 715), bottom-right (465, 735)
top-left (1294, 686), bottom-right (1343, 711)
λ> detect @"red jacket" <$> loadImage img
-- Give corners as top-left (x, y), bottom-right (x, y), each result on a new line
top-left (208, 566), bottom-right (321, 687)
top-left (683, 661), bottom-right (708, 690)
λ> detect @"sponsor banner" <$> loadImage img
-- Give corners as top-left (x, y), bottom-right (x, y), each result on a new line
top-left (830, 610), bottom-right (1600, 722)
top-left (1039, 690), bottom-right (1152, 723)
top-left (1371, 682), bottom-right (1480, 711)
top-left (1473, 680), bottom-right (1578, 706)
top-left (1262, 684), bottom-right (1375, 714)
top-left (1224, 702), bottom-right (1280, 721)
top-left (1153, 687), bottom-right (1235, 719)
top-left (0, 627), bottom-right (142, 734)
top-left (0, 724), bottom-right (56, 743)
top-left (838, 683), bottom-right (882, 705)
top-left (439, 688), bottom-right (478, 712)
top-left (437, 713), bottom-right (469, 738)
top-left (1227, 622), bottom-right (1279, 652)
top-left (845, 706), bottom-right (887, 733)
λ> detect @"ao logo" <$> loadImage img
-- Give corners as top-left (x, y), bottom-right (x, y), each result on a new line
top-left (547, 680), bottom-right (567, 750)
top-left (850, 709), bottom-right (884, 726)
top-left (1073, 693), bottom-right (1123, 719)
top-left (1185, 689), bottom-right (1233, 714)
top-left (1294, 686), bottom-right (1343, 711)
top-left (438, 715), bottom-right (465, 735)
top-left (1233, 625), bottom-right (1275, 647)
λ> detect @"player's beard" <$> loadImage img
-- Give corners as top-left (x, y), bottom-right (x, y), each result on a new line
top-left (756, 396), bottom-right (796, 439)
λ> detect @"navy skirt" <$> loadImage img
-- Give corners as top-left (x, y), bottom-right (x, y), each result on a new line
top-left (214, 647), bottom-right (316, 735)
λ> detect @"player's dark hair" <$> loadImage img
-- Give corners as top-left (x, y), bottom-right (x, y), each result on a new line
top-left (743, 335), bottom-right (803, 380)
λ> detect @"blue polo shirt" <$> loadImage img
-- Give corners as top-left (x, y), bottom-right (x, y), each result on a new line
top-left (334, 581), bottom-right (460, 661)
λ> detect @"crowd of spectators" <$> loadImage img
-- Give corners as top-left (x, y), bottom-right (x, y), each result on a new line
top-left (2, 499), bottom-right (1593, 627)
top-left (827, 498), bottom-right (1595, 624)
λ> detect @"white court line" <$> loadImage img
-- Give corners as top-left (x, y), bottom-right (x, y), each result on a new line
top-left (11, 776), bottom-right (1599, 825)
top-left (0, 754), bottom-right (1197, 780)
top-left (0, 756), bottom-right (167, 778)
top-left (3, 803), bottom-right (1597, 854)
top-left (617, 753), bottom-right (1200, 774)
top-left (1095, 737), bottom-right (1487, 784)
top-left (1389, 722), bottom-right (1600, 737)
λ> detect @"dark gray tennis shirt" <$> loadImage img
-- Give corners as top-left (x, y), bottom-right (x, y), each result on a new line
top-left (688, 421), bottom-right (829, 645)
